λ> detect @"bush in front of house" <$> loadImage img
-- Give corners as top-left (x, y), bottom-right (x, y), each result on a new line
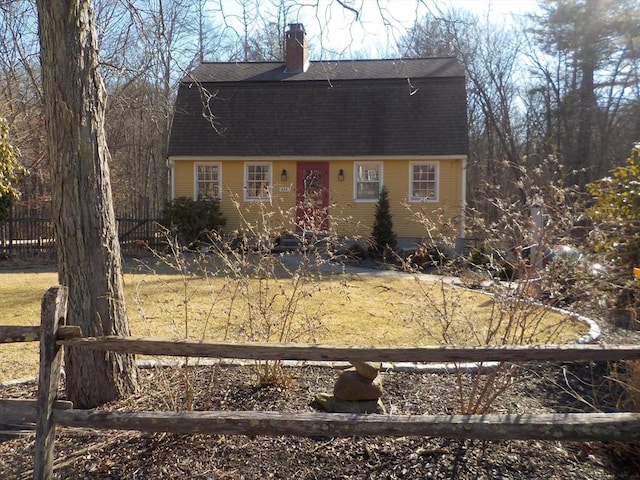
top-left (406, 243), bottom-right (452, 272)
top-left (467, 242), bottom-right (517, 281)
top-left (160, 197), bottom-right (226, 247)
top-left (145, 199), bottom-right (339, 389)
top-left (587, 143), bottom-right (640, 319)
top-left (370, 185), bottom-right (397, 258)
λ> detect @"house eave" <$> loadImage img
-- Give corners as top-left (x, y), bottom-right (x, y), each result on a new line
top-left (168, 154), bottom-right (468, 162)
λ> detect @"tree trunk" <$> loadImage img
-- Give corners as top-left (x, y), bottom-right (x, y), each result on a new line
top-left (37, 0), bottom-right (138, 408)
top-left (574, 0), bottom-right (600, 187)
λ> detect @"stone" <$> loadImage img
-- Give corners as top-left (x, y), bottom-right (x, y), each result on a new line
top-left (314, 393), bottom-right (386, 414)
top-left (349, 361), bottom-right (382, 380)
top-left (333, 368), bottom-right (383, 401)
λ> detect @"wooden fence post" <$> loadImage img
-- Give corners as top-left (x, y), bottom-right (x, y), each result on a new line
top-left (34, 286), bottom-right (68, 480)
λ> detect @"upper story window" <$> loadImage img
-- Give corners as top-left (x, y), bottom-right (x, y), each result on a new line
top-left (410, 163), bottom-right (438, 202)
top-left (195, 164), bottom-right (221, 199)
top-left (245, 163), bottom-right (272, 201)
top-left (355, 162), bottom-right (382, 201)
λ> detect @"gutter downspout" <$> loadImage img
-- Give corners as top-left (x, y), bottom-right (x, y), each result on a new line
top-left (169, 158), bottom-right (176, 201)
top-left (457, 156), bottom-right (467, 254)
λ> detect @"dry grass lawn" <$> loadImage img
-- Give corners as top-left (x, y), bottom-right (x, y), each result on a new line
top-left (0, 264), bottom-right (587, 383)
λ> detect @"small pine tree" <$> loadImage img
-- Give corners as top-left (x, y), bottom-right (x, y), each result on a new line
top-left (371, 185), bottom-right (397, 257)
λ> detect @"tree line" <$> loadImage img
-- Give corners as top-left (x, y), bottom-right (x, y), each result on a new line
top-left (400, 0), bottom-right (639, 225)
top-left (2, 1), bottom-right (639, 222)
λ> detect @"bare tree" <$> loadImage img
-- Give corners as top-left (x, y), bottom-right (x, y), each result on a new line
top-left (37, 0), bottom-right (138, 408)
top-left (103, 0), bottom-right (218, 217)
top-left (400, 8), bottom-right (530, 225)
top-left (529, 0), bottom-right (640, 185)
top-left (0, 1), bottom-right (49, 213)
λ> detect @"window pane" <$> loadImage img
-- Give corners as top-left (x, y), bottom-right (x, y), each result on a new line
top-left (357, 182), bottom-right (380, 199)
top-left (196, 165), bottom-right (220, 199)
top-left (355, 163), bottom-right (381, 200)
top-left (411, 164), bottom-right (437, 200)
top-left (246, 164), bottom-right (271, 199)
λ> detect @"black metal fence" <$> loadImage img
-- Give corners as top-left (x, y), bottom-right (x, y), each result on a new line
top-left (116, 210), bottom-right (163, 255)
top-left (0, 204), bottom-right (162, 260)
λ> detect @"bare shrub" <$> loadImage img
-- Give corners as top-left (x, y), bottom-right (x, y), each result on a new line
top-left (130, 226), bottom-right (232, 410)
top-left (622, 361), bottom-right (640, 412)
top-left (135, 195), bottom-right (356, 390)
top-left (406, 276), bottom-right (567, 414)
top-left (403, 155), bottom-right (598, 414)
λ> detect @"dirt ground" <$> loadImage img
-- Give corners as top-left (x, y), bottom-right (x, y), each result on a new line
top-left (1, 358), bottom-right (639, 480)
top-left (2, 256), bottom-right (639, 478)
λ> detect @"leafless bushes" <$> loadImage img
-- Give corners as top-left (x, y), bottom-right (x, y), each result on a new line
top-left (401, 154), bottom-right (604, 414)
top-left (132, 201), bottom-right (353, 398)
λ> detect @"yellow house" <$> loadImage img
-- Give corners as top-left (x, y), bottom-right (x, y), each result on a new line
top-left (168, 24), bottom-right (468, 251)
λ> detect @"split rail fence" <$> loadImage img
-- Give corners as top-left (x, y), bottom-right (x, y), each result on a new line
top-left (2, 286), bottom-right (640, 479)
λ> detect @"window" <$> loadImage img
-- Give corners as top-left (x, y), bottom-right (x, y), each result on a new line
top-left (355, 162), bottom-right (382, 201)
top-left (245, 163), bottom-right (272, 200)
top-left (410, 163), bottom-right (438, 201)
top-left (195, 164), bottom-right (221, 199)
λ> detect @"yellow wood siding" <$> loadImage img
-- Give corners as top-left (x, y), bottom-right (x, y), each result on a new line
top-left (172, 158), bottom-right (464, 241)
top-left (174, 160), bottom-right (297, 234)
top-left (173, 161), bottom-right (194, 198)
top-left (228, 160), bottom-right (298, 233)
top-left (328, 159), bottom-right (463, 240)
top-left (394, 159), bottom-right (463, 240)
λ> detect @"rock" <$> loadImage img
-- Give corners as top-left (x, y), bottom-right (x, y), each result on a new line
top-left (333, 368), bottom-right (383, 401)
top-left (314, 393), bottom-right (386, 414)
top-left (349, 361), bottom-right (381, 380)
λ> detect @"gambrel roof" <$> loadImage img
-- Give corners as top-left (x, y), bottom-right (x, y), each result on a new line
top-left (168, 57), bottom-right (468, 158)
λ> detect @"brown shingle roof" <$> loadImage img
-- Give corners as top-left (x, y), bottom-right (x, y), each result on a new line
top-left (184, 57), bottom-right (464, 82)
top-left (168, 57), bottom-right (468, 158)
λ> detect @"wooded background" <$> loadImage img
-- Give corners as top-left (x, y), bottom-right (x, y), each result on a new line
top-left (1, 0), bottom-right (639, 244)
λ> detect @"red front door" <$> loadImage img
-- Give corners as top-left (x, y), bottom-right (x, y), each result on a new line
top-left (296, 162), bottom-right (329, 231)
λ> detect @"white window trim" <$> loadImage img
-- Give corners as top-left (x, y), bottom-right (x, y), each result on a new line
top-left (194, 162), bottom-right (222, 200)
top-left (409, 161), bottom-right (439, 203)
top-left (353, 162), bottom-right (383, 202)
top-left (244, 162), bottom-right (273, 202)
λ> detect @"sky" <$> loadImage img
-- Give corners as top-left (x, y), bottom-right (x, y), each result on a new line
top-left (291, 0), bottom-right (541, 58)
top-left (206, 0), bottom-right (542, 60)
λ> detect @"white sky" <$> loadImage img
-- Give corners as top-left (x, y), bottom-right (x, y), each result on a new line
top-left (207, 0), bottom-right (541, 60)
top-left (292, 0), bottom-right (541, 58)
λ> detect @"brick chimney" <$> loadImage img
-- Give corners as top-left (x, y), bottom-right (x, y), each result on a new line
top-left (285, 23), bottom-right (309, 73)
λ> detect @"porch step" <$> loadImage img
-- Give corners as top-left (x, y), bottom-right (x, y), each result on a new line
top-left (271, 233), bottom-right (331, 253)
top-left (272, 236), bottom-right (300, 253)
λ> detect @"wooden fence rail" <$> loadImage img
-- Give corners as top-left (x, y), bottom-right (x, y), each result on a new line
top-left (58, 335), bottom-right (640, 363)
top-left (0, 326), bottom-right (41, 343)
top-left (51, 410), bottom-right (640, 442)
top-left (1, 286), bottom-right (640, 479)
